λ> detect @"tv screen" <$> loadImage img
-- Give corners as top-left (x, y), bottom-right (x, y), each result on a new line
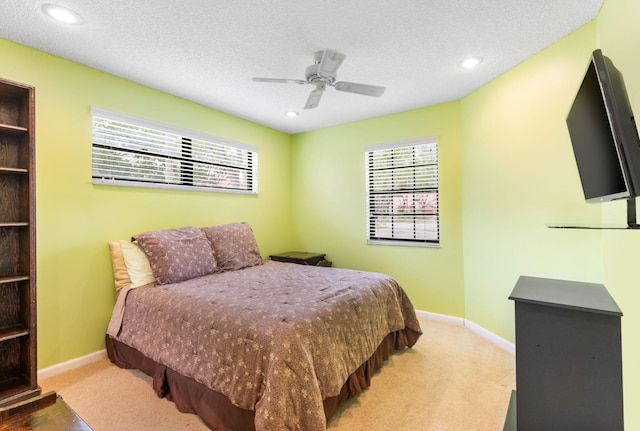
top-left (566, 49), bottom-right (640, 203)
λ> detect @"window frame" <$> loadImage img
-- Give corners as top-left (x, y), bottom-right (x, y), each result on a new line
top-left (91, 107), bottom-right (258, 194)
top-left (365, 137), bottom-right (440, 247)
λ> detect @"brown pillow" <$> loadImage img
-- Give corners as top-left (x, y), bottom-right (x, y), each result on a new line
top-left (133, 226), bottom-right (217, 285)
top-left (201, 222), bottom-right (263, 271)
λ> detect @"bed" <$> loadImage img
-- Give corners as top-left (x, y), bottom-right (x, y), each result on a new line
top-left (105, 222), bottom-right (422, 431)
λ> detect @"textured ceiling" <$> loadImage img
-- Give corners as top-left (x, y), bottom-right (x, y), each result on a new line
top-left (0, 0), bottom-right (603, 134)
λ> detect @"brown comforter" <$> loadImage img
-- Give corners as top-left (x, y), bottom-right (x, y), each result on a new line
top-left (111, 260), bottom-right (422, 430)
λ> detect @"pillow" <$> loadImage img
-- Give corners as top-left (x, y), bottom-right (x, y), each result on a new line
top-left (119, 240), bottom-right (156, 288)
top-left (108, 241), bottom-right (131, 297)
top-left (133, 226), bottom-right (217, 285)
top-left (201, 222), bottom-right (263, 271)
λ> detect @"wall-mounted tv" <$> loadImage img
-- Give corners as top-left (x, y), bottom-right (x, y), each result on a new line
top-left (566, 49), bottom-right (640, 228)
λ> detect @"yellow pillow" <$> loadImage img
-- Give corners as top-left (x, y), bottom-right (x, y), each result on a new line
top-left (119, 240), bottom-right (156, 288)
top-left (109, 241), bottom-right (131, 296)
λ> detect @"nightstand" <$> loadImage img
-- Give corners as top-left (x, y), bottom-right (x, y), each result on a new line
top-left (269, 252), bottom-right (332, 267)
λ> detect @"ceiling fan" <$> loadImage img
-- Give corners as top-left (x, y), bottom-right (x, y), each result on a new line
top-left (252, 49), bottom-right (385, 109)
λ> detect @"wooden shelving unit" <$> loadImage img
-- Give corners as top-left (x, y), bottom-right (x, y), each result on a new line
top-left (0, 77), bottom-right (39, 407)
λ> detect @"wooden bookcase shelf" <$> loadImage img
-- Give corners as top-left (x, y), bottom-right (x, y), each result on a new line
top-left (0, 326), bottom-right (30, 343)
top-left (0, 167), bottom-right (28, 174)
top-left (0, 77), bottom-right (39, 408)
top-left (0, 123), bottom-right (28, 134)
top-left (0, 275), bottom-right (30, 283)
top-left (0, 377), bottom-right (31, 399)
top-left (0, 223), bottom-right (29, 229)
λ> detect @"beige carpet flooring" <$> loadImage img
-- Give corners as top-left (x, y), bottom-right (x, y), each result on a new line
top-left (40, 316), bottom-right (515, 430)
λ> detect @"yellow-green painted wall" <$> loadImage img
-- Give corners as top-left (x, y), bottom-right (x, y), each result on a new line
top-left (0, 39), bottom-right (294, 368)
top-left (4, 0), bottom-right (640, 426)
top-left (290, 103), bottom-right (465, 316)
top-left (457, 0), bottom-right (640, 427)
top-left (460, 22), bottom-right (604, 341)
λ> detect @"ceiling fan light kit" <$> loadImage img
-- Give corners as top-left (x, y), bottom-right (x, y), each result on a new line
top-left (316, 50), bottom-right (345, 77)
top-left (252, 49), bottom-right (385, 109)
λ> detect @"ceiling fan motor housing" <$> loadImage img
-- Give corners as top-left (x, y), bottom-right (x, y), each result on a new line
top-left (305, 63), bottom-right (335, 85)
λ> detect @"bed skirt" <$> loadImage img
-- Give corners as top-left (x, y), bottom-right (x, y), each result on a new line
top-left (106, 327), bottom-right (421, 431)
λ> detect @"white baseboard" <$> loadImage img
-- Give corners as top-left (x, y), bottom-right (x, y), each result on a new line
top-left (416, 309), bottom-right (515, 356)
top-left (463, 319), bottom-right (515, 355)
top-left (38, 349), bottom-right (108, 381)
top-left (416, 309), bottom-right (465, 326)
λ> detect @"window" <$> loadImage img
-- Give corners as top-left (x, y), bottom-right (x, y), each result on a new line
top-left (91, 107), bottom-right (258, 194)
top-left (365, 137), bottom-right (439, 246)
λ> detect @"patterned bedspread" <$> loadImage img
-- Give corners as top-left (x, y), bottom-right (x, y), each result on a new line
top-left (113, 260), bottom-right (422, 431)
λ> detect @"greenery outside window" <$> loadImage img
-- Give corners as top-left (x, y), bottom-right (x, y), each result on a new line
top-left (365, 137), bottom-right (439, 246)
top-left (91, 107), bottom-right (258, 194)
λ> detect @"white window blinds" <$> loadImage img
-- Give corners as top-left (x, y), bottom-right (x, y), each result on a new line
top-left (91, 107), bottom-right (258, 194)
top-left (365, 137), bottom-right (439, 246)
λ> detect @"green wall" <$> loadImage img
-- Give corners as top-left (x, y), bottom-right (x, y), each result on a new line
top-left (290, 103), bottom-right (465, 317)
top-left (0, 39), bottom-right (294, 368)
top-left (4, 0), bottom-right (640, 426)
top-left (459, 0), bottom-right (638, 426)
top-left (460, 22), bottom-right (605, 340)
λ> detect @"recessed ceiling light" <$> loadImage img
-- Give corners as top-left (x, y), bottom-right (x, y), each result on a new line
top-left (41, 4), bottom-right (84, 25)
top-left (460, 56), bottom-right (483, 69)
top-left (285, 111), bottom-right (299, 117)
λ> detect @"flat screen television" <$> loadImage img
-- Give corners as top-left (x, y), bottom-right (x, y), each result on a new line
top-left (566, 49), bottom-right (640, 227)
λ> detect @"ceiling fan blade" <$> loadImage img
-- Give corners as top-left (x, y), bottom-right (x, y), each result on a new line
top-left (252, 77), bottom-right (307, 85)
top-left (334, 81), bottom-right (385, 97)
top-left (317, 49), bottom-right (346, 78)
top-left (305, 87), bottom-right (325, 109)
